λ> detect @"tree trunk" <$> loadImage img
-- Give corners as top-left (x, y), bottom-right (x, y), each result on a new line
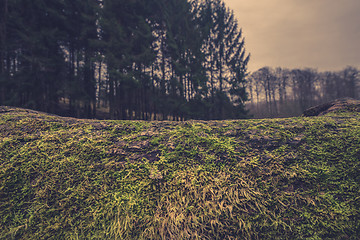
top-left (0, 0), bottom-right (7, 104)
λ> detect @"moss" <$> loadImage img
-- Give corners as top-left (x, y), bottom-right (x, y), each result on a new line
top-left (0, 107), bottom-right (359, 239)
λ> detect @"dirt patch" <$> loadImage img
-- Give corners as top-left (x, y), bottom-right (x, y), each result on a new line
top-left (303, 98), bottom-right (360, 116)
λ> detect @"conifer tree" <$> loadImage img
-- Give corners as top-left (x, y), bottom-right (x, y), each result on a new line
top-left (0, 0), bottom-right (8, 104)
top-left (3, 0), bottom-right (66, 112)
top-left (199, 0), bottom-right (249, 119)
top-left (0, 0), bottom-right (250, 120)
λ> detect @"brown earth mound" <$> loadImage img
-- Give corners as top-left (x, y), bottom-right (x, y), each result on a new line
top-left (303, 98), bottom-right (360, 116)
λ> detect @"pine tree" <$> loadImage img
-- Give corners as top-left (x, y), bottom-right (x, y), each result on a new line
top-left (61, 0), bottom-right (99, 118)
top-left (3, 0), bottom-right (67, 112)
top-left (101, 0), bottom-right (155, 119)
top-left (199, 0), bottom-right (249, 119)
top-left (0, 0), bottom-right (8, 104)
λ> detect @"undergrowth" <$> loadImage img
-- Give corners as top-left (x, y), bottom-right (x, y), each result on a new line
top-left (0, 106), bottom-right (359, 239)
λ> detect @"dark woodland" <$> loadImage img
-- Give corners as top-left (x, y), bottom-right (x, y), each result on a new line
top-left (0, 0), bottom-right (358, 120)
top-left (0, 0), bottom-right (249, 120)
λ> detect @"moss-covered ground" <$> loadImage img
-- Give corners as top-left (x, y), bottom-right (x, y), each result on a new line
top-left (0, 106), bottom-right (359, 239)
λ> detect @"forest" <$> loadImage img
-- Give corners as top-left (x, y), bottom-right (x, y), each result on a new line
top-left (0, 0), bottom-right (249, 120)
top-left (247, 66), bottom-right (360, 118)
top-left (0, 0), bottom-right (359, 120)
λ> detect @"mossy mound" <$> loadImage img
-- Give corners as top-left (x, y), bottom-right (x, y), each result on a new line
top-left (0, 106), bottom-right (359, 239)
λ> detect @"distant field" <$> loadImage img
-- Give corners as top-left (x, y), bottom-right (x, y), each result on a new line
top-left (0, 106), bottom-right (359, 239)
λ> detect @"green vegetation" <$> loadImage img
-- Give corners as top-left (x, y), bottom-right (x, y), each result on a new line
top-left (0, 106), bottom-right (359, 239)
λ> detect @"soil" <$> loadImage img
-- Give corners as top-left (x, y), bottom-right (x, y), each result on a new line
top-left (303, 98), bottom-right (360, 116)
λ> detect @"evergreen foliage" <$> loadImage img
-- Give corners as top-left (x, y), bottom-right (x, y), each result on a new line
top-left (0, 0), bottom-right (250, 120)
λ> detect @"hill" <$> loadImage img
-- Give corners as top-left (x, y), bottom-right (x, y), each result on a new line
top-left (0, 106), bottom-right (359, 239)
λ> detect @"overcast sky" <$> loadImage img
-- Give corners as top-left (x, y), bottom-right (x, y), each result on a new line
top-left (223, 0), bottom-right (360, 72)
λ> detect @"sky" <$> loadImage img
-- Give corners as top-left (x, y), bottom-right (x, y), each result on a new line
top-left (223, 0), bottom-right (360, 72)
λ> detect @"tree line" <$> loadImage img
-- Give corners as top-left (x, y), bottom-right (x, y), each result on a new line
top-left (0, 0), bottom-right (250, 120)
top-left (247, 66), bottom-right (360, 118)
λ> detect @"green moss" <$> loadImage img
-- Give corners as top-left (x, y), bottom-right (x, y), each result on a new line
top-left (0, 107), bottom-right (359, 239)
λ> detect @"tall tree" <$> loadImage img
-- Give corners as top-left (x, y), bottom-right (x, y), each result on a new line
top-left (0, 0), bottom-right (8, 104)
top-left (200, 0), bottom-right (249, 119)
top-left (3, 0), bottom-right (67, 112)
top-left (341, 66), bottom-right (358, 99)
top-left (62, 0), bottom-right (99, 118)
top-left (101, 0), bottom-right (155, 119)
top-left (291, 68), bottom-right (317, 111)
